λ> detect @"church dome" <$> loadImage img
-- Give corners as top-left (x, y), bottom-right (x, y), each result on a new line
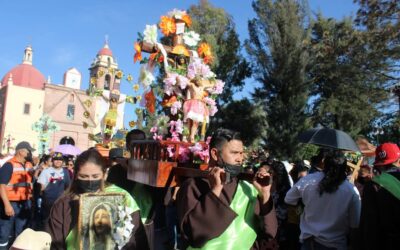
top-left (1, 64), bottom-right (45, 90)
top-left (97, 43), bottom-right (113, 57)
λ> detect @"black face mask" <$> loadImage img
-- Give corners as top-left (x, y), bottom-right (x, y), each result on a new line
top-left (218, 154), bottom-right (243, 183)
top-left (25, 151), bottom-right (33, 162)
top-left (76, 179), bottom-right (102, 193)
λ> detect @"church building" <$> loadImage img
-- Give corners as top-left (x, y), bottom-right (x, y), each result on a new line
top-left (0, 42), bottom-right (125, 155)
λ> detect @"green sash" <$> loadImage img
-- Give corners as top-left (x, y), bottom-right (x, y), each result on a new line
top-left (188, 181), bottom-right (259, 250)
top-left (131, 183), bottom-right (153, 223)
top-left (66, 185), bottom-right (140, 249)
top-left (372, 172), bottom-right (400, 200)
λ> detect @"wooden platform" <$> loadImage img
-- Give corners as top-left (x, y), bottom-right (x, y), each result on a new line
top-left (126, 140), bottom-right (209, 187)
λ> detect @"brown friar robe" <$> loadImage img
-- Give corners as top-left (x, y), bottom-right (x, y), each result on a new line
top-left (177, 177), bottom-right (278, 250)
top-left (45, 194), bottom-right (149, 250)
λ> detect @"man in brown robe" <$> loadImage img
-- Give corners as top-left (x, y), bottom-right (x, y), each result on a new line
top-left (177, 128), bottom-right (278, 249)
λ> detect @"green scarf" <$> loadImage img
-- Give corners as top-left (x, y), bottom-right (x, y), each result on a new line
top-left (372, 172), bottom-right (400, 200)
top-left (188, 180), bottom-right (259, 250)
top-left (66, 185), bottom-right (140, 249)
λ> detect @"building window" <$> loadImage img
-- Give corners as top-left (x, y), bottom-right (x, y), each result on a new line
top-left (107, 57), bottom-right (111, 67)
top-left (104, 74), bottom-right (111, 90)
top-left (66, 104), bottom-right (75, 120)
top-left (23, 103), bottom-right (30, 115)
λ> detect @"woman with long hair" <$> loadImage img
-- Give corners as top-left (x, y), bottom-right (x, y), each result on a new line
top-left (285, 150), bottom-right (361, 250)
top-left (46, 149), bottom-right (149, 250)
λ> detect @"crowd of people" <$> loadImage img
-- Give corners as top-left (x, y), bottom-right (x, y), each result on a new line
top-left (0, 128), bottom-right (399, 250)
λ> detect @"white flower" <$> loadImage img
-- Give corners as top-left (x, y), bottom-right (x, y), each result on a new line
top-left (168, 9), bottom-right (187, 19)
top-left (139, 66), bottom-right (155, 88)
top-left (143, 24), bottom-right (158, 44)
top-left (183, 31), bottom-right (201, 47)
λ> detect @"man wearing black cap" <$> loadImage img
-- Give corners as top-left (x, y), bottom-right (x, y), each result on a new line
top-left (37, 152), bottom-right (70, 227)
top-left (0, 141), bottom-right (35, 249)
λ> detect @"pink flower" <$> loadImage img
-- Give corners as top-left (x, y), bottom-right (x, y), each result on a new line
top-left (209, 79), bottom-right (225, 95)
top-left (150, 126), bottom-right (158, 133)
top-left (203, 97), bottom-right (216, 106)
top-left (171, 132), bottom-right (180, 142)
top-left (198, 149), bottom-right (209, 162)
top-left (163, 73), bottom-right (178, 86)
top-left (177, 75), bottom-right (189, 89)
top-left (175, 119), bottom-right (184, 134)
top-left (189, 143), bottom-right (203, 154)
top-left (206, 136), bottom-right (212, 145)
top-left (209, 105), bottom-right (218, 116)
top-left (167, 145), bottom-right (175, 158)
top-left (171, 101), bottom-right (182, 115)
top-left (178, 146), bottom-right (190, 162)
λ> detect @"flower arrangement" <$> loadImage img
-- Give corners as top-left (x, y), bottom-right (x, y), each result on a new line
top-left (113, 206), bottom-right (135, 249)
top-left (134, 9), bottom-right (225, 156)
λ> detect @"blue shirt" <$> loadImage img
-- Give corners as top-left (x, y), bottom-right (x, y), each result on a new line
top-left (0, 162), bottom-right (13, 184)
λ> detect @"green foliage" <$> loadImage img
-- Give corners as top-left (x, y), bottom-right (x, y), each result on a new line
top-left (188, 0), bottom-right (251, 103)
top-left (207, 99), bottom-right (267, 147)
top-left (310, 15), bottom-right (389, 137)
top-left (245, 0), bottom-right (313, 160)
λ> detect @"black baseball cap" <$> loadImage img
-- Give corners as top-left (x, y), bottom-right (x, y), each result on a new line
top-left (15, 141), bottom-right (35, 152)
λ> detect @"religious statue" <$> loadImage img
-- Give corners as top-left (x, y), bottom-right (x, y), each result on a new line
top-left (183, 78), bottom-right (215, 142)
top-left (102, 90), bottom-right (125, 139)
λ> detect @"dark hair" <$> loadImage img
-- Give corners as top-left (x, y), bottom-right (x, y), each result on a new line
top-left (126, 129), bottom-right (146, 150)
top-left (68, 149), bottom-right (107, 195)
top-left (271, 161), bottom-right (291, 205)
top-left (318, 150), bottom-right (347, 195)
top-left (209, 128), bottom-right (242, 152)
top-left (290, 160), bottom-right (309, 183)
top-left (39, 154), bottom-right (51, 165)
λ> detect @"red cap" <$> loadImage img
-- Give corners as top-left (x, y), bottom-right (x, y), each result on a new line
top-left (374, 143), bottom-right (400, 166)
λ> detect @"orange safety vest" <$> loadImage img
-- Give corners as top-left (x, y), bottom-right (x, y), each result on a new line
top-left (5, 157), bottom-right (33, 201)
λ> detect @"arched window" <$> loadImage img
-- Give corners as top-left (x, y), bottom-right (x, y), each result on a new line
top-left (59, 136), bottom-right (75, 146)
top-left (107, 57), bottom-right (111, 67)
top-left (104, 75), bottom-right (111, 90)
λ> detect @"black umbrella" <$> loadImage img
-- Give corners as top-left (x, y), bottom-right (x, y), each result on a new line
top-left (298, 128), bottom-right (360, 152)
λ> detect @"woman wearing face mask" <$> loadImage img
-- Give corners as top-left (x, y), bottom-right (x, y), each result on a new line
top-left (46, 149), bottom-right (149, 250)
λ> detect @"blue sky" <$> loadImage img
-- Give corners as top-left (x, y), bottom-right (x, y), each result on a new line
top-left (0, 0), bottom-right (358, 128)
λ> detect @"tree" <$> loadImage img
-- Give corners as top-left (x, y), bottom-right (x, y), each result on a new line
top-left (189, 0), bottom-right (259, 145)
top-left (309, 15), bottom-right (389, 137)
top-left (246, 0), bottom-right (312, 160)
top-left (207, 99), bottom-right (267, 147)
top-left (188, 0), bottom-right (251, 104)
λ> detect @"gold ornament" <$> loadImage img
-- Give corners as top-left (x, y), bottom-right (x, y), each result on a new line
top-left (127, 74), bottom-right (133, 82)
top-left (129, 121), bottom-right (136, 128)
top-left (83, 111), bottom-right (90, 118)
top-left (133, 84), bottom-right (140, 92)
top-left (109, 68), bottom-right (115, 74)
top-left (84, 99), bottom-right (92, 107)
top-left (116, 70), bottom-right (123, 79)
top-left (90, 77), bottom-right (96, 84)
top-left (136, 95), bottom-right (142, 102)
top-left (98, 70), bottom-right (104, 77)
top-left (83, 122), bottom-right (88, 128)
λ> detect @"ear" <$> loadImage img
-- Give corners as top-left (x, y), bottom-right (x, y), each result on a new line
top-left (210, 148), bottom-right (219, 162)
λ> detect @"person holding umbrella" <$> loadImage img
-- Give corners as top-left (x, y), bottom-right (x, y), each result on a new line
top-left (360, 143), bottom-right (400, 250)
top-left (285, 150), bottom-right (361, 250)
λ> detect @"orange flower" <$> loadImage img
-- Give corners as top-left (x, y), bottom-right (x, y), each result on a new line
top-left (149, 52), bottom-right (158, 62)
top-left (134, 42), bottom-right (142, 63)
top-left (161, 94), bottom-right (177, 107)
top-left (181, 14), bottom-right (192, 27)
top-left (159, 16), bottom-right (176, 36)
top-left (203, 55), bottom-right (214, 65)
top-left (197, 43), bottom-right (212, 57)
top-left (145, 89), bottom-right (156, 114)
